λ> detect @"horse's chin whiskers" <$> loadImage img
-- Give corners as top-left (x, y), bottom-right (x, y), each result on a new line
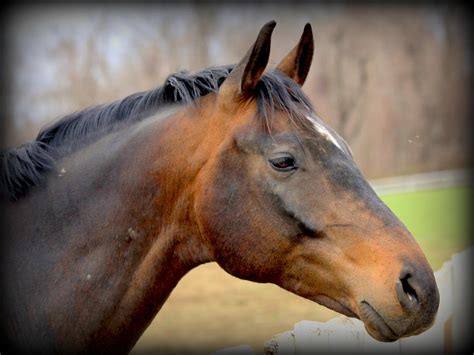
top-left (309, 294), bottom-right (359, 319)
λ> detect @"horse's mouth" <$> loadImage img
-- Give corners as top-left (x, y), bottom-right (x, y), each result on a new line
top-left (310, 296), bottom-right (400, 342)
top-left (358, 301), bottom-right (399, 342)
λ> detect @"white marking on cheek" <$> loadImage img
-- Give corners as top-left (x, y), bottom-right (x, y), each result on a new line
top-left (305, 115), bottom-right (344, 151)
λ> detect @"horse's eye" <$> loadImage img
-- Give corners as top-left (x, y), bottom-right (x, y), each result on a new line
top-left (269, 156), bottom-right (297, 172)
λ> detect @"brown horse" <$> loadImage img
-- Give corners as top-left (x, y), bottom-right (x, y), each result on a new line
top-left (0, 21), bottom-right (438, 353)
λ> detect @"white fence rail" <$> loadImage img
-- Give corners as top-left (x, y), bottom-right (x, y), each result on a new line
top-left (214, 247), bottom-right (472, 355)
top-left (368, 169), bottom-right (471, 195)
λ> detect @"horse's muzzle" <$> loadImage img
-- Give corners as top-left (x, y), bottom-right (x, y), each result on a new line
top-left (359, 261), bottom-right (439, 342)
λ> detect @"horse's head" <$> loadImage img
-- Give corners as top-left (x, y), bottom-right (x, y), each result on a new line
top-left (194, 21), bottom-right (439, 341)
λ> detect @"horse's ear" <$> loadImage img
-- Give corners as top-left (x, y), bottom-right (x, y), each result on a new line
top-left (219, 21), bottom-right (276, 100)
top-left (276, 23), bottom-right (314, 86)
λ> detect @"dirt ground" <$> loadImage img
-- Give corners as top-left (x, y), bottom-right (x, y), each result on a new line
top-left (131, 262), bottom-right (338, 354)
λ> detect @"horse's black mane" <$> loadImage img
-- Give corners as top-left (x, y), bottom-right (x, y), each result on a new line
top-left (1, 65), bottom-right (313, 201)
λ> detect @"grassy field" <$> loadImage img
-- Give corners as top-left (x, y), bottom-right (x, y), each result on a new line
top-left (382, 186), bottom-right (472, 270)
top-left (132, 186), bottom-right (472, 354)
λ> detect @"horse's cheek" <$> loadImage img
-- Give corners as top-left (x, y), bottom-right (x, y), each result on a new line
top-left (194, 168), bottom-right (276, 280)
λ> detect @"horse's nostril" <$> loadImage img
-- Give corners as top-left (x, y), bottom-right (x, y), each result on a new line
top-left (396, 268), bottom-right (421, 311)
top-left (400, 273), bottom-right (418, 303)
top-left (393, 264), bottom-right (439, 335)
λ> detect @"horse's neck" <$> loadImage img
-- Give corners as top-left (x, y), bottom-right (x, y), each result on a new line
top-left (3, 110), bottom-right (213, 352)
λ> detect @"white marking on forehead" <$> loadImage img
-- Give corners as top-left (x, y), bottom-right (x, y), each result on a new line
top-left (305, 115), bottom-right (344, 151)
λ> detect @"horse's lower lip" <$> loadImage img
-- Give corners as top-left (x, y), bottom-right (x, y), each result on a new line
top-left (359, 301), bottom-right (398, 341)
top-left (309, 295), bottom-right (359, 319)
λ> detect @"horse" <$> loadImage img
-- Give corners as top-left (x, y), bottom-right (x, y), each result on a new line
top-left (0, 21), bottom-right (439, 353)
